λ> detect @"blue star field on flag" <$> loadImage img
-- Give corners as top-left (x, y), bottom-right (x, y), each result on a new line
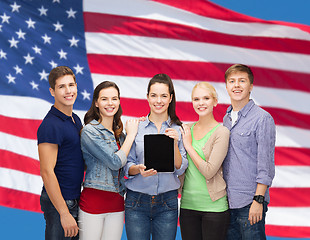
top-left (0, 0), bottom-right (93, 110)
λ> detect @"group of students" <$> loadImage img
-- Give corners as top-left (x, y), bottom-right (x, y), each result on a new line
top-left (37, 64), bottom-right (275, 240)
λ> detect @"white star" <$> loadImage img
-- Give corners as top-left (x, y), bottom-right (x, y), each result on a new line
top-left (1, 13), bottom-right (11, 24)
top-left (8, 37), bottom-right (19, 48)
top-left (11, 2), bottom-right (21, 12)
top-left (74, 64), bottom-right (84, 75)
top-left (30, 81), bottom-right (39, 90)
top-left (53, 0), bottom-right (61, 3)
top-left (38, 6), bottom-right (48, 16)
top-left (24, 53), bottom-right (35, 64)
top-left (66, 8), bottom-right (77, 18)
top-left (6, 74), bottom-right (16, 84)
top-left (38, 69), bottom-right (49, 81)
top-left (68, 36), bottom-right (79, 47)
top-left (13, 65), bottom-right (23, 75)
top-left (42, 34), bottom-right (51, 44)
top-left (0, 49), bottom-right (7, 59)
top-left (49, 60), bottom-right (58, 68)
top-left (53, 21), bottom-right (63, 32)
top-left (26, 18), bottom-right (36, 29)
top-left (32, 45), bottom-right (42, 55)
top-left (16, 29), bottom-right (26, 39)
top-left (81, 89), bottom-right (91, 100)
top-left (57, 49), bottom-right (67, 59)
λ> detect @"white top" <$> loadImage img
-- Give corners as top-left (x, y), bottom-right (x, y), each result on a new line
top-left (231, 110), bottom-right (239, 126)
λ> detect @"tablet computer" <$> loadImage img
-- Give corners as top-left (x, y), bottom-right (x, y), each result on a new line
top-left (144, 134), bottom-right (174, 172)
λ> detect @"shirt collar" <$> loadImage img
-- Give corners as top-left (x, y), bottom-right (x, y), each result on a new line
top-left (145, 115), bottom-right (172, 127)
top-left (90, 119), bottom-right (102, 128)
top-left (227, 99), bottom-right (255, 117)
top-left (50, 105), bottom-right (72, 121)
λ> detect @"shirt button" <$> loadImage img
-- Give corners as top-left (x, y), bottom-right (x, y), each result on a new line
top-left (206, 180), bottom-right (209, 183)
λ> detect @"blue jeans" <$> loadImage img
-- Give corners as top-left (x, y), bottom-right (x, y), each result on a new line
top-left (125, 189), bottom-right (178, 240)
top-left (226, 202), bottom-right (268, 240)
top-left (40, 190), bottom-right (79, 240)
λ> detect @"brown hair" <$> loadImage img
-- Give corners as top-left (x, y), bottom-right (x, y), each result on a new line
top-left (48, 66), bottom-right (76, 89)
top-left (225, 64), bottom-right (254, 84)
top-left (84, 81), bottom-right (123, 144)
top-left (147, 73), bottom-right (182, 126)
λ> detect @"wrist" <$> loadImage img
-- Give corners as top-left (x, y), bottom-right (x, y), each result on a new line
top-left (59, 209), bottom-right (70, 217)
top-left (253, 195), bottom-right (265, 204)
top-left (125, 134), bottom-right (136, 141)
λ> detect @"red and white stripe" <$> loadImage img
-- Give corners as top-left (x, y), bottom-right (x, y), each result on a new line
top-left (1, 0), bottom-right (309, 238)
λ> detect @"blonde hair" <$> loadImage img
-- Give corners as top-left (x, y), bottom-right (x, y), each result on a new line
top-left (192, 82), bottom-right (218, 101)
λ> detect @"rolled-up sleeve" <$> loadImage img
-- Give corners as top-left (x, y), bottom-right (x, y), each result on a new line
top-left (123, 140), bottom-right (137, 178)
top-left (256, 114), bottom-right (276, 186)
top-left (175, 131), bottom-right (188, 176)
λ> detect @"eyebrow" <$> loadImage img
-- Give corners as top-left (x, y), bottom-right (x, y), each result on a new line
top-left (57, 81), bottom-right (75, 86)
top-left (100, 95), bottom-right (118, 98)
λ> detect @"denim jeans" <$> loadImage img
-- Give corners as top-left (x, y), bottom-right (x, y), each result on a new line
top-left (125, 189), bottom-right (178, 240)
top-left (40, 190), bottom-right (79, 240)
top-left (226, 202), bottom-right (268, 240)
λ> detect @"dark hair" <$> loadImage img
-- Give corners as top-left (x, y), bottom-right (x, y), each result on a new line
top-left (225, 64), bottom-right (254, 84)
top-left (147, 73), bottom-right (182, 126)
top-left (48, 66), bottom-right (76, 89)
top-left (84, 81), bottom-right (123, 144)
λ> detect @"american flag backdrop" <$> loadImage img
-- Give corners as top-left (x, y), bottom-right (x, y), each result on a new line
top-left (0, 0), bottom-right (309, 239)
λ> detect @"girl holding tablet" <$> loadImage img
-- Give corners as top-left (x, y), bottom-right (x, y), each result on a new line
top-left (124, 73), bottom-right (188, 240)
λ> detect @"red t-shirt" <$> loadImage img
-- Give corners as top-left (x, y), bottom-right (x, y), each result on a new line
top-left (79, 187), bottom-right (124, 214)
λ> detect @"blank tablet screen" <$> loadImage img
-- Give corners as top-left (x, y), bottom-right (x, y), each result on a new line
top-left (144, 134), bottom-right (174, 172)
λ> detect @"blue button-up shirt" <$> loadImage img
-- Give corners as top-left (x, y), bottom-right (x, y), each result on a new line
top-left (124, 116), bottom-right (188, 195)
top-left (223, 100), bottom-right (276, 209)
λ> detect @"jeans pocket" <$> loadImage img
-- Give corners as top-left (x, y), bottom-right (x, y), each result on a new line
top-left (163, 196), bottom-right (178, 211)
top-left (66, 199), bottom-right (78, 210)
top-left (125, 196), bottom-right (139, 210)
top-left (66, 199), bottom-right (79, 219)
top-left (40, 191), bottom-right (56, 214)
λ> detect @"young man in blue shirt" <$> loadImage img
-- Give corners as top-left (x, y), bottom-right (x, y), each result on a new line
top-left (223, 64), bottom-right (276, 239)
top-left (37, 66), bottom-right (84, 240)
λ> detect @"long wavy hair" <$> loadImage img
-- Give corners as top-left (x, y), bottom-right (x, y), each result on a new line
top-left (147, 73), bottom-right (182, 126)
top-left (84, 81), bottom-right (123, 144)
